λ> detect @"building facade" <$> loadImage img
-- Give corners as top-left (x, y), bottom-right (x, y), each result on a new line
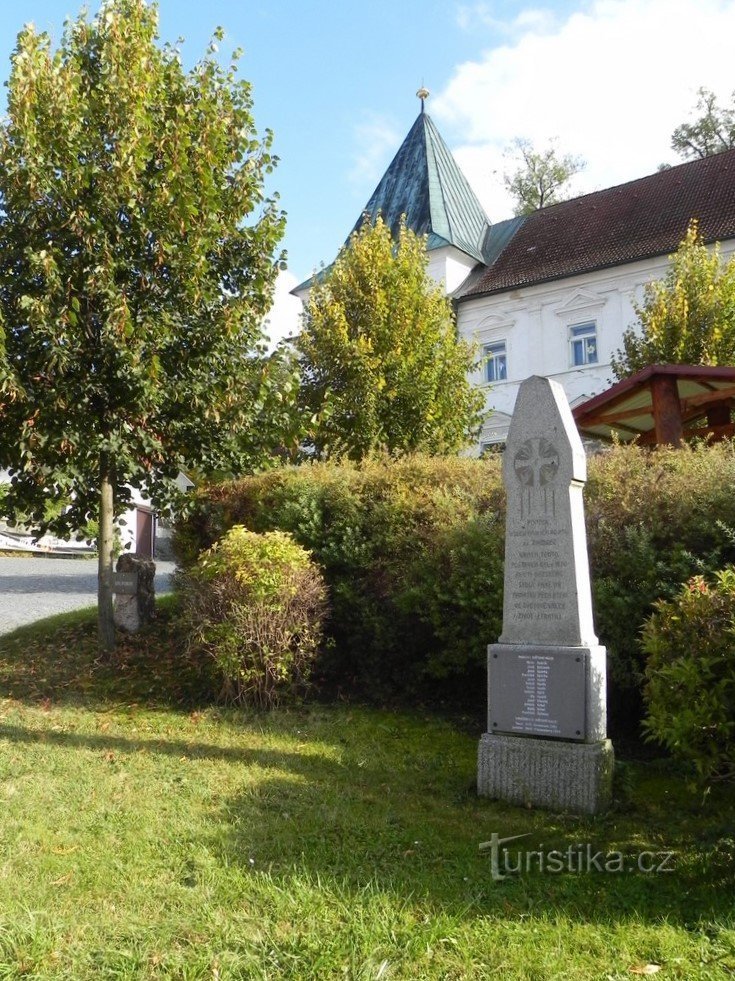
top-left (297, 103), bottom-right (735, 448)
top-left (461, 246), bottom-right (735, 449)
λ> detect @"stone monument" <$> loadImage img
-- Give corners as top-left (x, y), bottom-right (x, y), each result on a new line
top-left (113, 552), bottom-right (156, 634)
top-left (478, 375), bottom-right (614, 814)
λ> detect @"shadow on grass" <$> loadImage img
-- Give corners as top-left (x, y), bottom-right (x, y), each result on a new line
top-left (0, 717), bottom-right (339, 774)
top-left (0, 597), bottom-right (211, 710)
top-left (203, 739), bottom-right (735, 932)
top-left (0, 685), bottom-right (733, 934)
top-left (1, 603), bottom-right (734, 938)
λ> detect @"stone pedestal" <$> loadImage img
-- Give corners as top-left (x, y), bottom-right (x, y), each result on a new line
top-left (480, 641), bottom-right (613, 813)
top-left (478, 733), bottom-right (614, 815)
top-left (113, 552), bottom-right (156, 634)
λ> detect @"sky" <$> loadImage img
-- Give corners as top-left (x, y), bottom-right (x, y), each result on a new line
top-left (2, 0), bottom-right (735, 344)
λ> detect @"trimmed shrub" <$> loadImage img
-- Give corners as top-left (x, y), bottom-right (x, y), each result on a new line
top-left (176, 527), bottom-right (328, 708)
top-left (174, 443), bottom-right (735, 729)
top-left (586, 441), bottom-right (735, 729)
top-left (642, 568), bottom-right (735, 784)
top-left (174, 455), bottom-right (505, 699)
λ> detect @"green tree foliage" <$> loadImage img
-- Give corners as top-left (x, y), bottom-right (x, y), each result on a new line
top-left (503, 138), bottom-right (584, 215)
top-left (611, 221), bottom-right (735, 379)
top-left (0, 0), bottom-right (289, 651)
top-left (671, 87), bottom-right (735, 160)
top-left (295, 217), bottom-right (486, 460)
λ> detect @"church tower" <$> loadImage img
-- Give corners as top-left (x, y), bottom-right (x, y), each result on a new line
top-left (294, 91), bottom-right (493, 298)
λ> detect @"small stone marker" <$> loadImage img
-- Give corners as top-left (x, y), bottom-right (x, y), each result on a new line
top-left (478, 376), bottom-right (614, 814)
top-left (113, 571), bottom-right (139, 596)
top-left (113, 552), bottom-right (156, 634)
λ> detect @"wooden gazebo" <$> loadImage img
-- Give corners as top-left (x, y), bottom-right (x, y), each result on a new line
top-left (572, 365), bottom-right (735, 446)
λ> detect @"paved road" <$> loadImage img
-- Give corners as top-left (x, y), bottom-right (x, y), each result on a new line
top-left (0, 557), bottom-right (177, 635)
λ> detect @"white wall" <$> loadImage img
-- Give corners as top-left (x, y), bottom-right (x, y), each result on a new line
top-left (266, 239), bottom-right (735, 452)
top-left (458, 242), bottom-right (735, 448)
top-left (292, 244), bottom-right (478, 308)
top-left (426, 246), bottom-right (479, 294)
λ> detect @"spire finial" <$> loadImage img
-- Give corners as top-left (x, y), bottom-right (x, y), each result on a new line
top-left (416, 86), bottom-right (430, 113)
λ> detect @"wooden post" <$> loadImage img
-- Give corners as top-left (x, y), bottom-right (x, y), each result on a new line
top-left (651, 375), bottom-right (683, 446)
top-left (707, 401), bottom-right (731, 428)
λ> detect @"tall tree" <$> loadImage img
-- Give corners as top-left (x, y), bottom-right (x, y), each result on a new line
top-left (503, 138), bottom-right (584, 215)
top-left (295, 217), bottom-right (486, 460)
top-left (611, 221), bottom-right (735, 379)
top-left (671, 87), bottom-right (735, 160)
top-left (0, 0), bottom-right (287, 652)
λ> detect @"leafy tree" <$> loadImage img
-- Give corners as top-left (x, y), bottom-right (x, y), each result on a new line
top-left (671, 87), bottom-right (735, 160)
top-left (612, 221), bottom-right (735, 379)
top-left (0, 0), bottom-right (287, 652)
top-left (295, 217), bottom-right (486, 460)
top-left (503, 138), bottom-right (584, 215)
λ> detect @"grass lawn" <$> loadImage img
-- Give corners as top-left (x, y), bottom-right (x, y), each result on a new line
top-left (0, 602), bottom-right (732, 979)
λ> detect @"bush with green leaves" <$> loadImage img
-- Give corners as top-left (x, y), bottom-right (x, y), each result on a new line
top-left (585, 441), bottom-right (735, 727)
top-left (642, 568), bottom-right (735, 784)
top-left (177, 527), bottom-right (328, 708)
top-left (175, 443), bottom-right (735, 730)
top-left (175, 455), bottom-right (505, 699)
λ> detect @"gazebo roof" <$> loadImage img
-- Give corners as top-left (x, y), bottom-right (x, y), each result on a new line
top-left (572, 364), bottom-right (735, 445)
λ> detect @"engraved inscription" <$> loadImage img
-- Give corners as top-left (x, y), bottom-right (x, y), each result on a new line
top-left (505, 515), bottom-right (573, 628)
top-left (488, 647), bottom-right (587, 740)
top-left (113, 572), bottom-right (138, 596)
top-left (513, 654), bottom-right (560, 735)
top-left (498, 374), bottom-right (599, 647)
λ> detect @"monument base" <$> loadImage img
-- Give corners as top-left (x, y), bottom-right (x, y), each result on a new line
top-left (477, 733), bottom-right (614, 815)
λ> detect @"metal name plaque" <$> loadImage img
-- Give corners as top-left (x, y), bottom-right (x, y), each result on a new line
top-left (488, 647), bottom-right (586, 741)
top-left (113, 572), bottom-right (139, 596)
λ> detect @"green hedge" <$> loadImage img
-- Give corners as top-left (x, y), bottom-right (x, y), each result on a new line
top-left (585, 441), bottom-right (735, 726)
top-left (174, 443), bottom-right (735, 732)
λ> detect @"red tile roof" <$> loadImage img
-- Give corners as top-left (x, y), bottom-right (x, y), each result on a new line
top-left (457, 148), bottom-right (735, 300)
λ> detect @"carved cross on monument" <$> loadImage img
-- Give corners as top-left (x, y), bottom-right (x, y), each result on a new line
top-left (513, 437), bottom-right (560, 518)
top-left (513, 437), bottom-right (559, 487)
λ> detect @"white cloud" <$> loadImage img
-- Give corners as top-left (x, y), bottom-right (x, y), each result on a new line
top-left (513, 8), bottom-right (558, 32)
top-left (262, 270), bottom-right (302, 350)
top-left (435, 0), bottom-right (735, 220)
top-left (456, 3), bottom-right (498, 32)
top-left (457, 4), bottom-right (558, 35)
top-left (350, 112), bottom-right (402, 191)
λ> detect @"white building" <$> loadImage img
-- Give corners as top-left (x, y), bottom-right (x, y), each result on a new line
top-left (0, 468), bottom-right (192, 557)
top-left (296, 101), bottom-right (735, 447)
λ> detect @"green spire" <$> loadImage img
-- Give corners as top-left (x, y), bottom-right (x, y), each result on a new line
top-left (352, 109), bottom-right (491, 263)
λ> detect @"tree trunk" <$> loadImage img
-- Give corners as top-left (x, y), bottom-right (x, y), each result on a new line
top-left (98, 454), bottom-right (116, 655)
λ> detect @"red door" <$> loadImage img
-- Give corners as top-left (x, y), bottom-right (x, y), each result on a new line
top-left (136, 509), bottom-right (154, 557)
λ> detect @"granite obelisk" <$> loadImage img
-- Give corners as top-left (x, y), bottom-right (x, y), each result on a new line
top-left (478, 375), bottom-right (614, 814)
